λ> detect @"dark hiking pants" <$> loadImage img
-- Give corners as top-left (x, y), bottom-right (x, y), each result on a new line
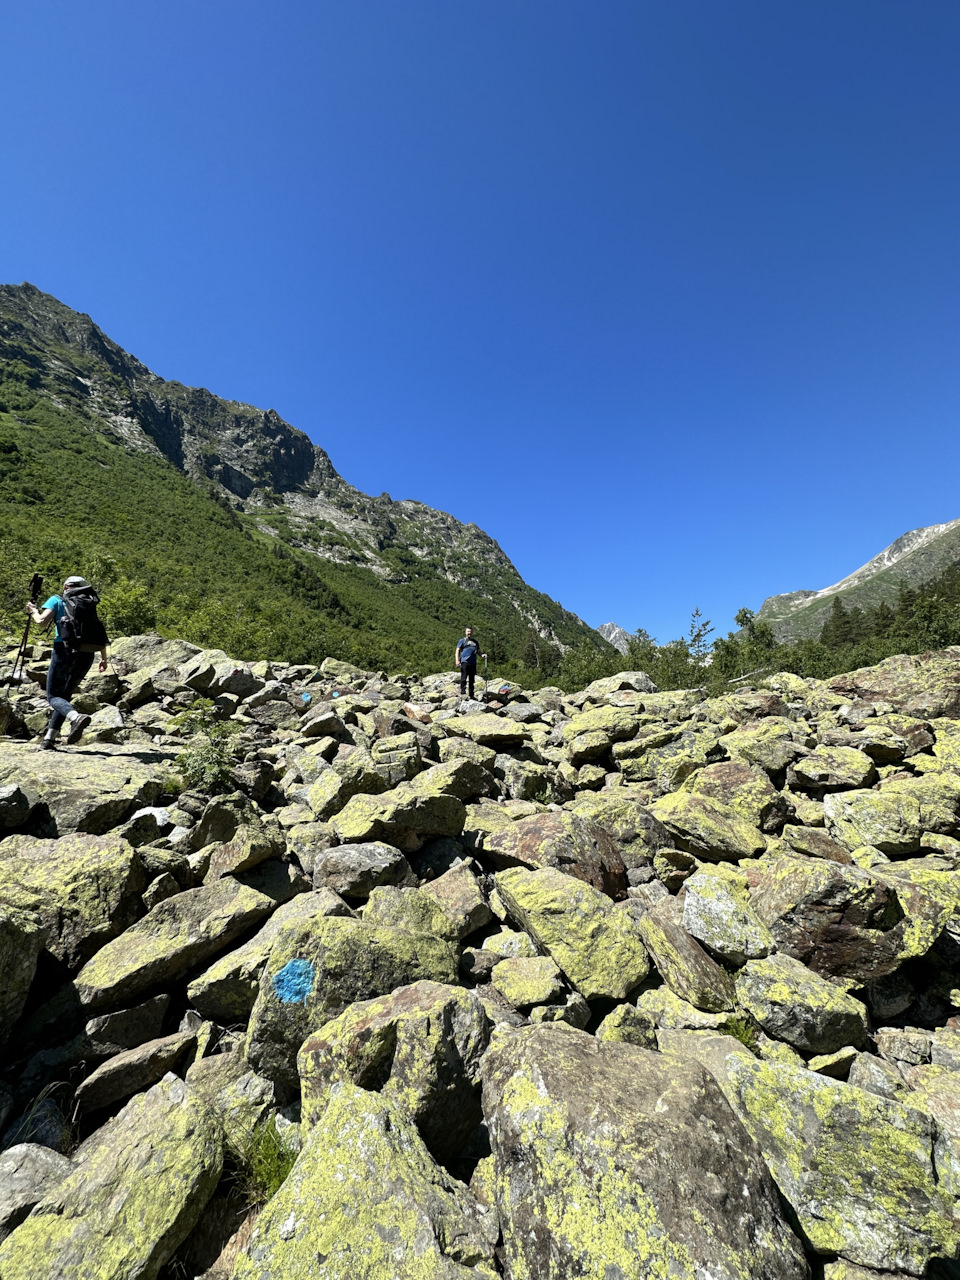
top-left (46, 642), bottom-right (95, 735)
top-left (460, 662), bottom-right (477, 698)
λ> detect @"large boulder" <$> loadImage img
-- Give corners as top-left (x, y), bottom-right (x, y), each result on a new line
top-left (244, 914), bottom-right (459, 1098)
top-left (298, 981), bottom-right (489, 1163)
top-left (483, 811), bottom-right (627, 898)
top-left (566, 791), bottom-right (670, 868)
top-left (442, 714), bottom-right (531, 748)
top-left (649, 790), bottom-right (766, 862)
top-left (187, 888), bottom-right (351, 1023)
top-left (480, 1024), bottom-right (808, 1280)
top-left (682, 760), bottom-right (792, 832)
top-left (312, 841), bottom-right (416, 900)
top-left (681, 868), bottom-right (773, 966)
top-left (722, 718), bottom-right (807, 776)
top-left (331, 774), bottom-right (466, 851)
top-left (749, 856), bottom-right (948, 984)
top-left (0, 1075), bottom-right (222, 1280)
top-left (827, 648), bottom-right (960, 719)
top-left (638, 896), bottom-right (736, 1011)
top-left (735, 954), bottom-right (870, 1054)
top-left (824, 773), bottom-right (960, 855)
top-left (0, 742), bottom-right (168, 836)
top-left (494, 866), bottom-right (650, 1000)
top-left (706, 1052), bottom-right (957, 1275)
top-left (0, 908), bottom-right (42, 1042)
top-left (232, 1084), bottom-right (498, 1280)
top-left (0, 832), bottom-right (146, 970)
top-left (75, 879), bottom-right (274, 1011)
top-left (0, 1145), bottom-right (73, 1244)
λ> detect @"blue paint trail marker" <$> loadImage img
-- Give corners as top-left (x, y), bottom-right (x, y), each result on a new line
top-left (272, 958), bottom-right (315, 1005)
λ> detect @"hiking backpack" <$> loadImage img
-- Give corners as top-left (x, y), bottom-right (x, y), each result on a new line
top-left (60, 585), bottom-right (109, 653)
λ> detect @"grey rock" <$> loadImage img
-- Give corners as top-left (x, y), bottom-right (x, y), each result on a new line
top-left (0, 1144), bottom-right (73, 1243)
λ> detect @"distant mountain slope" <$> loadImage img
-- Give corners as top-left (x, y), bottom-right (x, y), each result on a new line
top-left (757, 518), bottom-right (960, 641)
top-left (597, 622), bottom-right (631, 655)
top-left (0, 283), bottom-right (608, 672)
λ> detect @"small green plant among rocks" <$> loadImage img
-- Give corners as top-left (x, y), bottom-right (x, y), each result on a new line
top-left (228, 1117), bottom-right (297, 1207)
top-left (170, 699), bottom-right (239, 791)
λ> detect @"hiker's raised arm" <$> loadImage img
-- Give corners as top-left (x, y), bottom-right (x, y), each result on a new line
top-left (26, 601), bottom-right (54, 627)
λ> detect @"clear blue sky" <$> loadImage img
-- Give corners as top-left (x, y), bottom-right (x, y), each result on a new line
top-left (3, 1), bottom-right (959, 644)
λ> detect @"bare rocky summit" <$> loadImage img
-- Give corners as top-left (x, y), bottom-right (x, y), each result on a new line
top-left (1, 635), bottom-right (960, 1276)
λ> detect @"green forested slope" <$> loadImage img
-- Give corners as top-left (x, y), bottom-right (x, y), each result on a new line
top-left (0, 367), bottom-right (608, 679)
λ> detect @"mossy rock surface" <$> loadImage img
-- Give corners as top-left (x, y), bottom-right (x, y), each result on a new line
top-left (735, 953), bottom-right (869, 1055)
top-left (245, 914), bottom-right (459, 1099)
top-left (483, 811), bottom-right (627, 899)
top-left (650, 790), bottom-right (766, 862)
top-left (0, 831), bottom-right (146, 970)
top-left (0, 1075), bottom-right (222, 1280)
top-left (299, 981), bottom-right (488, 1163)
top-left (233, 1083), bottom-right (498, 1279)
top-left (723, 1058), bottom-right (957, 1273)
top-left (824, 772), bottom-right (960, 855)
top-left (480, 1023), bottom-right (808, 1280)
top-left (495, 866), bottom-right (649, 1000)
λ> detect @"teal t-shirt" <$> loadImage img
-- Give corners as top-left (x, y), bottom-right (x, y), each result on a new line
top-left (42, 595), bottom-right (66, 642)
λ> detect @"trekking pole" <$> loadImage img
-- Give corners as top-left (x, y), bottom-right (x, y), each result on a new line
top-left (483, 654), bottom-right (488, 698)
top-left (11, 574), bottom-right (43, 686)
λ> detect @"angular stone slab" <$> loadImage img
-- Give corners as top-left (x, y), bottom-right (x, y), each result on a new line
top-left (638, 896), bottom-right (736, 1012)
top-left (0, 1075), bottom-right (222, 1280)
top-left (717, 1057), bottom-right (956, 1274)
top-left (483, 811), bottom-right (627, 899)
top-left (0, 1145), bottom-right (73, 1244)
top-left (650, 790), bottom-right (766, 862)
top-left (0, 908), bottom-right (42, 1042)
top-left (681, 869), bottom-right (773, 966)
top-left (736, 954), bottom-right (869, 1055)
top-left (75, 879), bottom-right (274, 1011)
top-left (298, 981), bottom-right (489, 1163)
top-left (494, 866), bottom-right (649, 1000)
top-left (442, 713), bottom-right (532, 747)
top-left (232, 1084), bottom-right (497, 1280)
top-left (824, 772), bottom-right (960, 856)
top-left (0, 741), bottom-right (170, 836)
top-left (0, 832), bottom-right (145, 970)
top-left (827, 649), bottom-right (960, 720)
top-left (481, 1024), bottom-right (808, 1280)
top-left (312, 841), bottom-right (415, 899)
top-left (74, 1030), bottom-right (195, 1113)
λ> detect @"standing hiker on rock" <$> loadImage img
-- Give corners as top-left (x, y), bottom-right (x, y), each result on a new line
top-left (26, 576), bottom-right (109, 750)
top-left (455, 626), bottom-right (485, 700)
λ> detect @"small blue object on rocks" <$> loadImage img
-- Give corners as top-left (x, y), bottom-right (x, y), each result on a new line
top-left (272, 958), bottom-right (315, 1005)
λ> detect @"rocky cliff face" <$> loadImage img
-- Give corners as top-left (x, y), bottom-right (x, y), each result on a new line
top-left (758, 518), bottom-right (960, 642)
top-left (1, 634), bottom-right (959, 1277)
top-left (597, 621), bottom-right (631, 654)
top-left (0, 283), bottom-right (585, 645)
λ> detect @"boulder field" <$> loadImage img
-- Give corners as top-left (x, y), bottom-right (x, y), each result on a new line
top-left (0, 634), bottom-right (959, 1277)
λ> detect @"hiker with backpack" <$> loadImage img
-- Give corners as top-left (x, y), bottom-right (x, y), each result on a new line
top-left (26, 576), bottom-right (109, 750)
top-left (455, 626), bottom-right (486, 700)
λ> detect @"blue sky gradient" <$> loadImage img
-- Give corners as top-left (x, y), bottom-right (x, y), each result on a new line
top-left (3, 1), bottom-right (958, 643)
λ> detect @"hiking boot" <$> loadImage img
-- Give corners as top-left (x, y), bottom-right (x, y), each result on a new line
top-left (39, 736), bottom-right (57, 751)
top-left (64, 713), bottom-right (91, 744)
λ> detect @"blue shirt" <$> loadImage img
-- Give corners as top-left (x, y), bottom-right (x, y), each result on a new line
top-left (457, 637), bottom-right (480, 664)
top-left (42, 595), bottom-right (66, 642)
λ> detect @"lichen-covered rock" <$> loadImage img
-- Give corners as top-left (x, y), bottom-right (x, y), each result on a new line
top-left (307, 748), bottom-right (389, 819)
top-left (0, 832), bottom-right (146, 970)
top-left (735, 954), bottom-right (869, 1054)
top-left (792, 745), bottom-right (877, 792)
top-left (74, 1030), bottom-right (195, 1113)
top-left (718, 1057), bottom-right (957, 1274)
top-left (245, 914), bottom-right (458, 1098)
top-left (649, 790), bottom-right (767, 861)
top-left (442, 714), bottom-right (531, 748)
top-left (312, 841), bottom-right (416, 899)
top-left (681, 868), bottom-right (773, 966)
top-left (204, 822), bottom-right (284, 881)
top-left (75, 879), bottom-right (274, 1011)
top-left (421, 861), bottom-right (493, 939)
top-left (0, 1145), bottom-right (73, 1243)
top-left (298, 981), bottom-right (489, 1163)
top-left (480, 1024), bottom-right (808, 1280)
top-left (0, 908), bottom-right (41, 1043)
top-left (0, 741), bottom-right (166, 836)
top-left (494, 866), bottom-right (650, 1000)
top-left (779, 823), bottom-right (854, 864)
top-left (749, 855), bottom-right (946, 984)
top-left (827, 648), bottom-right (960, 719)
top-left (722, 718), bottom-right (807, 775)
top-left (566, 791), bottom-right (670, 869)
top-left (824, 772), bottom-right (960, 855)
top-left (184, 1051), bottom-right (276, 1151)
top-left (187, 888), bottom-right (351, 1023)
top-left (331, 777), bottom-right (466, 851)
top-left (637, 896), bottom-right (736, 1012)
top-left (594, 1003), bottom-right (658, 1047)
top-left (491, 956), bottom-right (565, 1008)
top-left (902, 1066), bottom-right (960, 1198)
top-left (483, 811), bottom-right (627, 898)
top-left (683, 761), bottom-right (791, 832)
top-left (232, 1083), bottom-right (498, 1280)
top-left (0, 1075), bottom-right (222, 1280)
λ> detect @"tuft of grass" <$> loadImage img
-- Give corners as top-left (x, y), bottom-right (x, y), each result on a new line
top-left (228, 1117), bottom-right (297, 1207)
top-left (723, 1014), bottom-right (760, 1054)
